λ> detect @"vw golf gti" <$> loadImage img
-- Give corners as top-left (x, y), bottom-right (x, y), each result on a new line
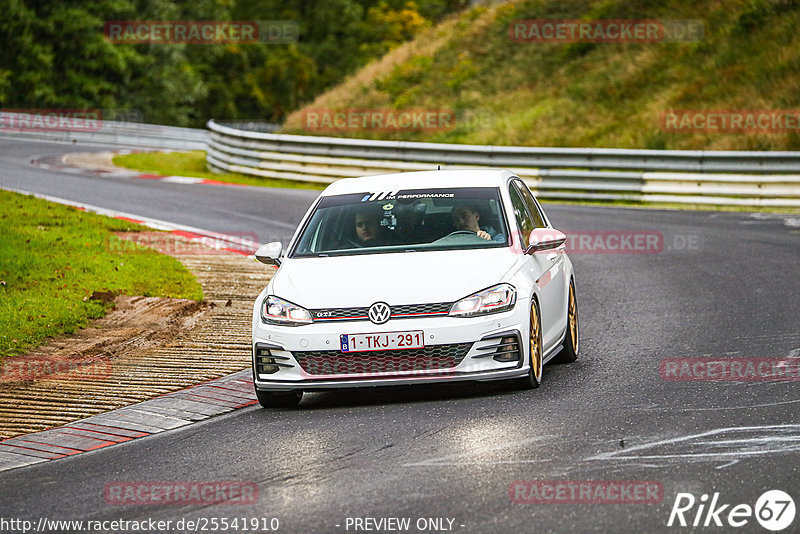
top-left (251, 170), bottom-right (579, 407)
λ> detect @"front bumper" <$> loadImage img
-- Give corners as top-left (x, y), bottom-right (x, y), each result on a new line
top-left (252, 306), bottom-right (529, 391)
top-left (253, 368), bottom-right (528, 391)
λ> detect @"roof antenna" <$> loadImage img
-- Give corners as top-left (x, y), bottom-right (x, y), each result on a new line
top-left (437, 165), bottom-right (441, 170)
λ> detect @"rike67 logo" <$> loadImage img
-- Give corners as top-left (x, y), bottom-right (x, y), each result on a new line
top-left (668, 490), bottom-right (795, 531)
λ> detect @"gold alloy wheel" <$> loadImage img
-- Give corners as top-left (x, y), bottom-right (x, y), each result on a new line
top-left (568, 282), bottom-right (578, 351)
top-left (530, 302), bottom-right (542, 382)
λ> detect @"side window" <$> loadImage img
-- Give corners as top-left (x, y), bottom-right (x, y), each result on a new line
top-left (513, 179), bottom-right (546, 228)
top-left (508, 184), bottom-right (535, 248)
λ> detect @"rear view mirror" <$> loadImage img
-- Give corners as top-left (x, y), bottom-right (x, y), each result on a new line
top-left (525, 229), bottom-right (567, 254)
top-left (254, 242), bottom-right (283, 266)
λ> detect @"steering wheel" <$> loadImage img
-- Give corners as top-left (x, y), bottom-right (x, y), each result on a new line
top-left (338, 237), bottom-right (363, 248)
top-left (443, 230), bottom-right (477, 237)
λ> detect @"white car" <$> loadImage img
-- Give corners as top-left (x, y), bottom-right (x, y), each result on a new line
top-left (251, 170), bottom-right (579, 407)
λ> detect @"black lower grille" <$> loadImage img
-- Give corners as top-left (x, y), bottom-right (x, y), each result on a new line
top-left (293, 343), bottom-right (472, 376)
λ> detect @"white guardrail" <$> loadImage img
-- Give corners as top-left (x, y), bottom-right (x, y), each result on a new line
top-left (0, 112), bottom-right (205, 151)
top-left (3, 111), bottom-right (798, 207)
top-left (206, 120), bottom-right (800, 207)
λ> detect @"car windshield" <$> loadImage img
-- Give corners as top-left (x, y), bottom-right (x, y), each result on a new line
top-left (291, 187), bottom-right (509, 257)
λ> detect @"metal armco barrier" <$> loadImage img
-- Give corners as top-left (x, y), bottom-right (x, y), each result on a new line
top-left (0, 112), bottom-right (206, 151)
top-left (207, 120), bottom-right (800, 207)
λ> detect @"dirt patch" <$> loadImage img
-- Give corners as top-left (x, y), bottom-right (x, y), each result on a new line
top-left (0, 295), bottom-right (211, 384)
top-left (61, 151), bottom-right (121, 173)
top-left (89, 290), bottom-right (117, 305)
top-left (0, 229), bottom-right (272, 439)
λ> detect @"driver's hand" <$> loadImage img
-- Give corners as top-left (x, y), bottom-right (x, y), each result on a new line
top-left (476, 230), bottom-right (491, 240)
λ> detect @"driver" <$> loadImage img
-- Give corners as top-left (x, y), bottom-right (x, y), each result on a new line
top-left (351, 206), bottom-right (399, 247)
top-left (355, 210), bottom-right (380, 245)
top-left (451, 203), bottom-right (503, 242)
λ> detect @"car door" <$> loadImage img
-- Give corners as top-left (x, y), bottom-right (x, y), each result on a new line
top-left (509, 179), bottom-right (567, 350)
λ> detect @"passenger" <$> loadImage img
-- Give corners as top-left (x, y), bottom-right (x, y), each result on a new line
top-left (451, 203), bottom-right (503, 242)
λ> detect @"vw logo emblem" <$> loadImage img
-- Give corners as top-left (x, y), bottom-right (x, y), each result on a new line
top-left (368, 302), bottom-right (391, 324)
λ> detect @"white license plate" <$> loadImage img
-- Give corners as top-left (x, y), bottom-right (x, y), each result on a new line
top-left (340, 331), bottom-right (424, 353)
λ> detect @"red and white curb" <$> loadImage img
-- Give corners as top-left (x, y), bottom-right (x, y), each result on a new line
top-left (1, 187), bottom-right (261, 256)
top-left (31, 151), bottom-right (248, 188)
top-left (0, 370), bottom-right (256, 473)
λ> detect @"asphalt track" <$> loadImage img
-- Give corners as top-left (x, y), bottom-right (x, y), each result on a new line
top-left (1, 139), bottom-right (800, 533)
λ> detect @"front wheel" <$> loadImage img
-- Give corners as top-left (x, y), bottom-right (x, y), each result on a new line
top-left (553, 278), bottom-right (579, 364)
top-left (515, 298), bottom-right (542, 389)
top-left (255, 389), bottom-right (302, 408)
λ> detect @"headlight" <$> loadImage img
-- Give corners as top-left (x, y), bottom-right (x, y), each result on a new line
top-left (449, 283), bottom-right (516, 317)
top-left (262, 295), bottom-right (312, 326)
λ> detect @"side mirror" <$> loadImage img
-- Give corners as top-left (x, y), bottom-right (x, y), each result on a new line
top-left (254, 242), bottom-right (283, 266)
top-left (524, 229), bottom-right (566, 254)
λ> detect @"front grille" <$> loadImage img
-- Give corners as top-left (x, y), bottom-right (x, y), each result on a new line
top-left (309, 302), bottom-right (452, 323)
top-left (293, 343), bottom-right (472, 376)
top-left (392, 302), bottom-right (452, 316)
top-left (310, 307), bottom-right (369, 320)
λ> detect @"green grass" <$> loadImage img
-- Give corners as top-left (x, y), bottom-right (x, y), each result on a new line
top-left (0, 190), bottom-right (203, 363)
top-left (113, 151), bottom-right (325, 190)
top-left (283, 0), bottom-right (800, 151)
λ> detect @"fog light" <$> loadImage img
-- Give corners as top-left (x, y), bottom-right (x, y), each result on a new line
top-left (256, 348), bottom-right (279, 374)
top-left (493, 335), bottom-right (520, 362)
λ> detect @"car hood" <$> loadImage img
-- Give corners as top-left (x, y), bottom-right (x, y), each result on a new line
top-left (270, 249), bottom-right (520, 308)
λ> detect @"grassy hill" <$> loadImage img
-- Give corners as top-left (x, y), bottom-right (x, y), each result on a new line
top-left (281, 0), bottom-right (800, 150)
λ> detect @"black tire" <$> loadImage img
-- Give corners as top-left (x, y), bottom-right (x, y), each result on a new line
top-left (515, 297), bottom-right (543, 389)
top-left (255, 388), bottom-right (302, 408)
top-left (553, 278), bottom-right (579, 364)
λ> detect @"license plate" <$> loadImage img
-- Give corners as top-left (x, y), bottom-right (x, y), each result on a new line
top-left (340, 331), bottom-right (424, 353)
